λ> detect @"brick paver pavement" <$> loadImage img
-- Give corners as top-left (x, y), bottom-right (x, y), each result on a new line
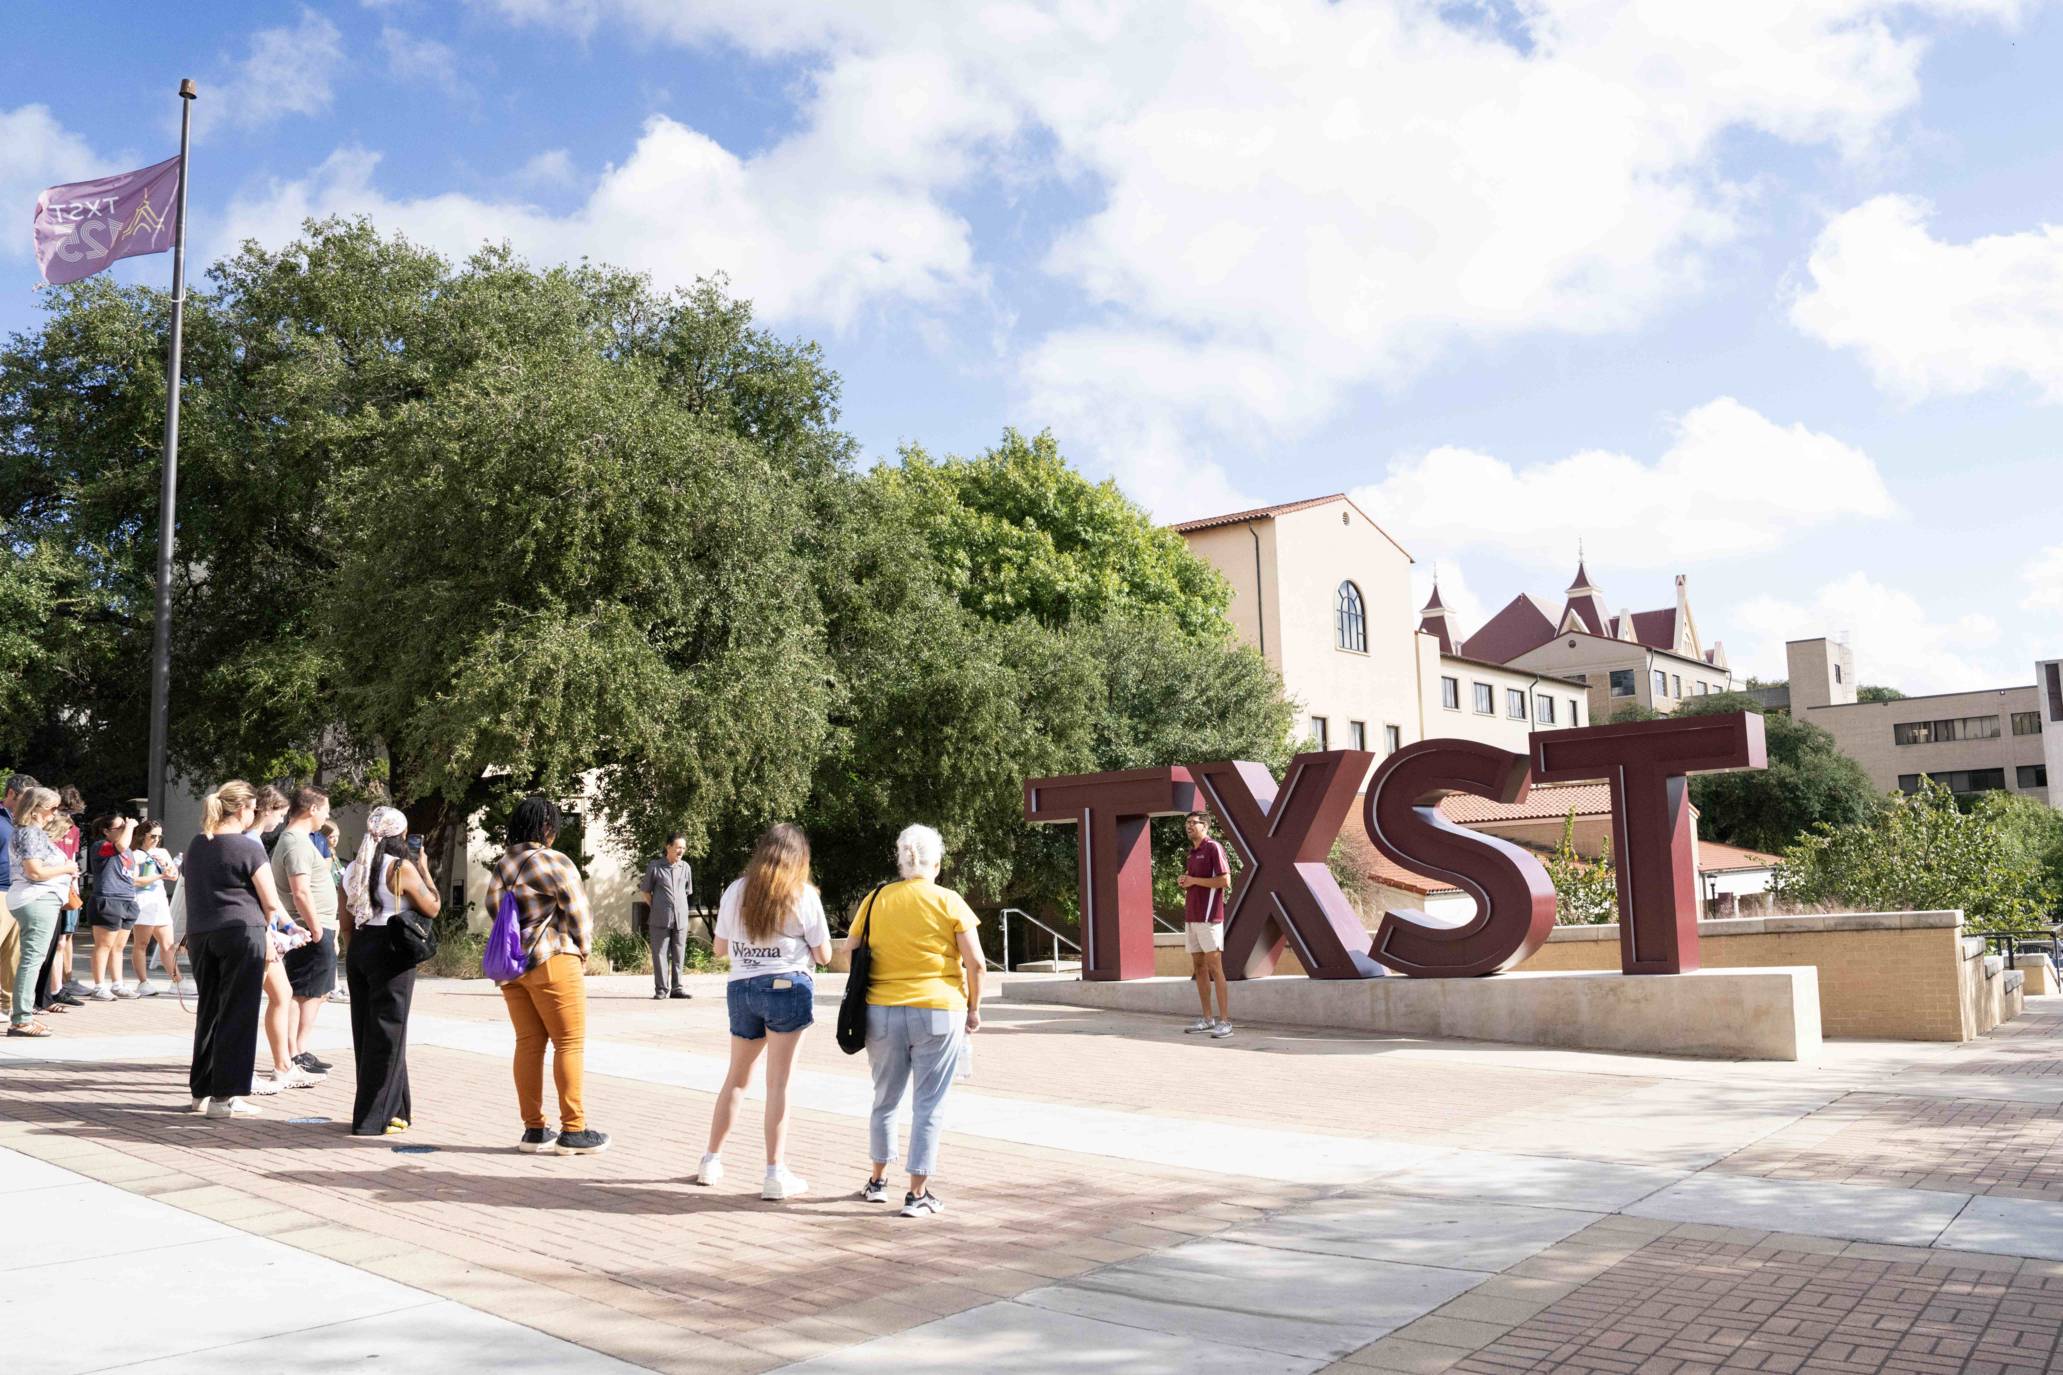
top-left (10, 976), bottom-right (2063, 1373)
top-left (1449, 1231), bottom-right (2063, 1374)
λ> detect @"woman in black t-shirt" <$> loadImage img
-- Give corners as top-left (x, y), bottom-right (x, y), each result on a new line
top-left (183, 780), bottom-right (290, 1119)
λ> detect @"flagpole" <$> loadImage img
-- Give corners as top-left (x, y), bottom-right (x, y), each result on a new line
top-left (145, 77), bottom-right (195, 824)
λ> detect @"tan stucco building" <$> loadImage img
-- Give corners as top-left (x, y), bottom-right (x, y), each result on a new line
top-left (1172, 495), bottom-right (1588, 773)
top-left (1784, 641), bottom-right (2062, 808)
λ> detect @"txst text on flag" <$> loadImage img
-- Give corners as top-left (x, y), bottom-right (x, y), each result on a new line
top-left (33, 154), bottom-right (181, 286)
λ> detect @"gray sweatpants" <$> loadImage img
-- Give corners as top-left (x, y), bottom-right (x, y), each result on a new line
top-left (649, 923), bottom-right (684, 996)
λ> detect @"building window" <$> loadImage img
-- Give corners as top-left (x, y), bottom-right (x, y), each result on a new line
top-left (1349, 720), bottom-right (1367, 752)
top-left (1536, 695), bottom-right (1555, 725)
top-left (1335, 581), bottom-right (1366, 653)
top-left (1506, 688), bottom-right (1526, 719)
top-left (1696, 682), bottom-right (1708, 695)
top-left (1384, 724), bottom-right (1402, 754)
top-left (1569, 697), bottom-right (1580, 725)
top-left (1609, 669), bottom-right (1636, 697)
top-left (1441, 676), bottom-right (1460, 710)
top-left (2019, 765), bottom-right (2049, 789)
top-left (1893, 716), bottom-right (2003, 746)
top-left (1908, 768), bottom-right (2006, 793)
top-left (1652, 669), bottom-right (1668, 697)
top-left (1672, 674), bottom-right (1682, 698)
top-left (1310, 716), bottom-right (1328, 750)
top-left (1833, 663), bottom-right (1843, 684)
top-left (2013, 712), bottom-right (2043, 736)
top-left (1473, 682), bottom-right (1494, 714)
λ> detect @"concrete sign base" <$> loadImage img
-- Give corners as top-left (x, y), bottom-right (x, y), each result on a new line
top-left (1009, 966), bottom-right (1822, 1062)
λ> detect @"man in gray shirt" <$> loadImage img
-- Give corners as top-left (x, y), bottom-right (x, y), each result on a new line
top-left (639, 834), bottom-right (693, 1000)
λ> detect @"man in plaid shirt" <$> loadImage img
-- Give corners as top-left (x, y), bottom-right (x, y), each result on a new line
top-left (486, 796), bottom-right (608, 1156)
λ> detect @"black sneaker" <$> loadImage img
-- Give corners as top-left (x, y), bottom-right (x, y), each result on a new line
top-left (860, 1177), bottom-right (888, 1203)
top-left (555, 1128), bottom-right (611, 1156)
top-left (899, 1190), bottom-right (944, 1218)
top-left (518, 1128), bottom-right (558, 1154)
top-left (668, 989), bottom-right (693, 999)
top-left (56, 992), bottom-right (85, 1007)
top-left (294, 1052), bottom-right (333, 1074)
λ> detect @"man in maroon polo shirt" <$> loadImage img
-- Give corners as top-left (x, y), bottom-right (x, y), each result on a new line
top-left (1176, 811), bottom-right (1233, 1039)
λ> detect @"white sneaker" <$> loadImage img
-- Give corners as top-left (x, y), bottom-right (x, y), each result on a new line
top-left (276, 1065), bottom-right (318, 1091)
top-left (247, 1072), bottom-right (285, 1096)
top-left (695, 1153), bottom-right (724, 1186)
top-left (90, 984), bottom-right (116, 1002)
top-left (136, 980), bottom-right (161, 997)
top-left (1210, 1020), bottom-right (1234, 1039)
top-left (762, 1166), bottom-right (808, 1201)
top-left (115, 983), bottom-right (140, 999)
top-left (1183, 1017), bottom-right (1214, 1034)
top-left (191, 1097), bottom-right (210, 1114)
top-left (205, 1097), bottom-right (261, 1118)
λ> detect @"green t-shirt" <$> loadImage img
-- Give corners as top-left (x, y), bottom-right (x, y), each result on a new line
top-left (270, 827), bottom-right (338, 932)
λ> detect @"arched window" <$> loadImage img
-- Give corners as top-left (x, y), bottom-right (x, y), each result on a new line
top-left (1335, 581), bottom-right (1366, 652)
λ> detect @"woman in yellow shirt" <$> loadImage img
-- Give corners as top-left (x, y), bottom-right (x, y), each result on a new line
top-left (847, 824), bottom-right (983, 1218)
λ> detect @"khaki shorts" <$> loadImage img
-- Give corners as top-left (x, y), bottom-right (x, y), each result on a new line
top-left (1185, 921), bottom-right (1225, 955)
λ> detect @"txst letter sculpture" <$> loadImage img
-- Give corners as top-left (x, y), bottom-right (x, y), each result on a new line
top-left (1026, 711), bottom-right (1766, 981)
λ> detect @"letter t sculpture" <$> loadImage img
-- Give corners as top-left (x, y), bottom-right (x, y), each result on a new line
top-left (1025, 767), bottom-right (1199, 981)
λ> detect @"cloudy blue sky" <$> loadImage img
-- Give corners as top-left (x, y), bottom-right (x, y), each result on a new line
top-left (4, 2), bottom-right (2060, 693)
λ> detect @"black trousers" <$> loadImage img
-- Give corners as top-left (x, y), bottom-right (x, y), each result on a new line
top-left (33, 919), bottom-right (64, 1009)
top-left (650, 922), bottom-right (684, 995)
top-left (346, 923), bottom-right (416, 1135)
top-left (188, 925), bottom-right (266, 1100)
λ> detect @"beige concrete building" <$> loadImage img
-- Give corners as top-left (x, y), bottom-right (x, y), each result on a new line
top-left (1173, 495), bottom-right (1424, 769)
top-left (1173, 495), bottom-right (1588, 771)
top-left (1785, 641), bottom-right (2062, 808)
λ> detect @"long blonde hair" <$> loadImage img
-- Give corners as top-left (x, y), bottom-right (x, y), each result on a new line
top-left (201, 780), bottom-right (257, 837)
top-left (738, 824), bottom-right (811, 943)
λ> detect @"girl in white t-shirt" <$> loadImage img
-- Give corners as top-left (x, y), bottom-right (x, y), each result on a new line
top-left (696, 823), bottom-right (831, 1200)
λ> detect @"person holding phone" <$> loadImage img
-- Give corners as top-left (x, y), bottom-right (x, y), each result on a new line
top-left (129, 821), bottom-right (179, 994)
top-left (695, 824), bottom-right (831, 1199)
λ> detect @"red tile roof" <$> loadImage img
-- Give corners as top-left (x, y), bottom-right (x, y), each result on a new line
top-left (1698, 841), bottom-right (1780, 874)
top-left (1168, 493), bottom-right (1352, 532)
top-left (1562, 592), bottom-right (1610, 637)
top-left (1435, 781), bottom-right (1614, 824)
top-left (1458, 594), bottom-right (1559, 663)
top-left (1627, 607), bottom-right (1678, 650)
top-left (1333, 823), bottom-right (1462, 896)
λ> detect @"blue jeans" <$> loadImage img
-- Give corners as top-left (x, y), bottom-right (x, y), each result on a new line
top-left (727, 973), bottom-right (815, 1039)
top-left (866, 1004), bottom-right (963, 1178)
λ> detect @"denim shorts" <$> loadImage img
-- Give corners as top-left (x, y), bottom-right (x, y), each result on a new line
top-left (726, 972), bottom-right (815, 1040)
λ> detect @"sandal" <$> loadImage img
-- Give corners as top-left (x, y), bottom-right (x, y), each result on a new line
top-left (7, 1022), bottom-right (52, 1038)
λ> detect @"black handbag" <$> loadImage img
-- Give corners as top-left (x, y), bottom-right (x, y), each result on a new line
top-left (384, 862), bottom-right (439, 965)
top-left (835, 885), bottom-right (887, 1055)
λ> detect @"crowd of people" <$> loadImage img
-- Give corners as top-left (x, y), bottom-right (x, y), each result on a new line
top-left (7, 770), bottom-right (988, 1220)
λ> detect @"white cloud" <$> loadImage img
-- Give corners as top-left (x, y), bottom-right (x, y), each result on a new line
top-left (2025, 546), bottom-right (2063, 614)
top-left (381, 26), bottom-right (463, 92)
top-left (231, 2), bottom-right (2023, 499)
top-left (1352, 397), bottom-right (1897, 570)
top-left (216, 9), bottom-right (346, 129)
top-left (1732, 573), bottom-right (2002, 694)
top-left (0, 105), bottom-right (104, 263)
top-left (514, 149), bottom-right (575, 188)
top-left (1792, 194), bottom-right (2063, 402)
top-left (219, 119), bottom-right (980, 328)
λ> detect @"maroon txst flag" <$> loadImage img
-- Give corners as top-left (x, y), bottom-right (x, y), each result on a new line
top-left (33, 154), bottom-right (181, 286)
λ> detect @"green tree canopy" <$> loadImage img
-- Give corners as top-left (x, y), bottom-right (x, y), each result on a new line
top-left (1671, 691), bottom-right (1881, 852)
top-left (1775, 781), bottom-right (2058, 931)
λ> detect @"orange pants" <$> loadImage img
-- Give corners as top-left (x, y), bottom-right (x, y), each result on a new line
top-left (500, 952), bottom-right (588, 1131)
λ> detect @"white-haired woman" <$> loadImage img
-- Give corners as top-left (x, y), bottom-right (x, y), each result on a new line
top-left (7, 788), bottom-right (76, 1038)
top-left (343, 806), bottom-right (437, 1135)
top-left (847, 824), bottom-right (983, 1218)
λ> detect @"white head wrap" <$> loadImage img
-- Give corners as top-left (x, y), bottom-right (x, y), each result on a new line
top-left (344, 805), bottom-right (410, 921)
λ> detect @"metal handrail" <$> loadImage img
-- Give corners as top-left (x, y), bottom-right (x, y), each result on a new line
top-left (995, 906), bottom-right (1081, 974)
top-left (1972, 927), bottom-right (2063, 969)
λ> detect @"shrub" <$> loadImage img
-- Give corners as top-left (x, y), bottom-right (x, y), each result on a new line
top-left (598, 929), bottom-right (651, 974)
top-left (420, 931), bottom-right (488, 979)
top-left (1543, 812), bottom-right (1617, 925)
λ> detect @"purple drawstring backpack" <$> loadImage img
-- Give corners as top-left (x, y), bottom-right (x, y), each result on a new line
top-left (483, 889), bottom-right (527, 983)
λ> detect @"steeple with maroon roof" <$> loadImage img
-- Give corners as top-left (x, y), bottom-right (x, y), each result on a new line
top-left (1418, 574), bottom-right (1457, 653)
top-left (1558, 547), bottom-right (1611, 638)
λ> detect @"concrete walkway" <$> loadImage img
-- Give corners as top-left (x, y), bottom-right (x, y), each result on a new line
top-left (6, 975), bottom-right (2063, 1372)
